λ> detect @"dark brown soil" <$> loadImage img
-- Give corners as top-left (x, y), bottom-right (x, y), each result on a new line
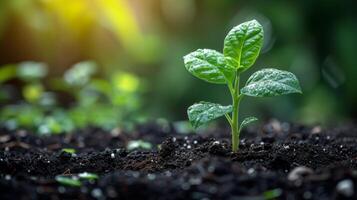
top-left (0, 120), bottom-right (356, 200)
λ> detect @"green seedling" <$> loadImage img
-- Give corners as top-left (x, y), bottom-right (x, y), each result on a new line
top-left (55, 172), bottom-right (99, 187)
top-left (127, 140), bottom-right (153, 151)
top-left (55, 175), bottom-right (81, 187)
top-left (61, 148), bottom-right (76, 154)
top-left (78, 172), bottom-right (99, 181)
top-left (183, 20), bottom-right (302, 152)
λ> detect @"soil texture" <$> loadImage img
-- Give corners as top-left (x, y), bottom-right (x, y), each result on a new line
top-left (0, 120), bottom-right (356, 200)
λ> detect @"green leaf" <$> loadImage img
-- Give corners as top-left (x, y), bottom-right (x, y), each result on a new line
top-left (127, 140), bottom-right (153, 151)
top-left (187, 101), bottom-right (232, 128)
top-left (78, 172), bottom-right (99, 181)
top-left (17, 62), bottom-right (48, 81)
top-left (55, 176), bottom-right (81, 187)
top-left (183, 49), bottom-right (235, 84)
top-left (64, 61), bottom-right (97, 86)
top-left (239, 117), bottom-right (258, 131)
top-left (223, 19), bottom-right (264, 71)
top-left (62, 148), bottom-right (76, 154)
top-left (241, 68), bottom-right (302, 97)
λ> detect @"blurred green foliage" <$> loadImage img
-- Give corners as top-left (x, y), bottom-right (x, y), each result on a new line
top-left (0, 61), bottom-right (143, 134)
top-left (0, 0), bottom-right (357, 131)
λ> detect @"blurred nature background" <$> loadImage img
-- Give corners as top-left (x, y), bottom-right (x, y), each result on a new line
top-left (0, 0), bottom-right (356, 134)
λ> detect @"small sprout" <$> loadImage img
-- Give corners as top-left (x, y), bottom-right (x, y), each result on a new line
top-left (78, 172), bottom-right (99, 181)
top-left (183, 20), bottom-right (302, 152)
top-left (55, 175), bottom-right (81, 187)
top-left (263, 188), bottom-right (283, 200)
top-left (127, 140), bottom-right (153, 151)
top-left (62, 148), bottom-right (76, 154)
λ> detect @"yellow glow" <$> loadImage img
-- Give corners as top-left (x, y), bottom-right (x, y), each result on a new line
top-left (42, 0), bottom-right (95, 37)
top-left (94, 0), bottom-right (143, 50)
top-left (23, 84), bottom-right (44, 103)
top-left (113, 73), bottom-right (139, 92)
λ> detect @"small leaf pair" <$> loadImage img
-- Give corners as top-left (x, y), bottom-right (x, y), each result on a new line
top-left (183, 19), bottom-right (302, 152)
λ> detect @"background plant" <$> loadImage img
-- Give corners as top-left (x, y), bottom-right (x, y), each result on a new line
top-left (0, 61), bottom-right (143, 134)
top-left (184, 20), bottom-right (302, 152)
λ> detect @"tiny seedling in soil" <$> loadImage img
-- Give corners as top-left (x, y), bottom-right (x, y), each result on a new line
top-left (78, 172), bottom-right (99, 181)
top-left (183, 19), bottom-right (302, 152)
top-left (127, 140), bottom-right (153, 151)
top-left (55, 172), bottom-right (99, 187)
top-left (61, 148), bottom-right (76, 154)
top-left (55, 175), bottom-right (81, 187)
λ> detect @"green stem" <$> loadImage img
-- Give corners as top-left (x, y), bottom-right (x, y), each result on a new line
top-left (231, 74), bottom-right (241, 152)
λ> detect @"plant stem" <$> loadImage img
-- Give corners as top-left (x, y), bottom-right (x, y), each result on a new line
top-left (231, 74), bottom-right (241, 152)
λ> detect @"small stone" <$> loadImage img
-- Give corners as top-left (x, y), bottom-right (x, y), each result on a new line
top-left (247, 168), bottom-right (255, 175)
top-left (311, 126), bottom-right (321, 134)
top-left (336, 179), bottom-right (354, 197)
top-left (5, 175), bottom-right (11, 180)
top-left (91, 188), bottom-right (103, 199)
top-left (147, 173), bottom-right (156, 180)
top-left (110, 153), bottom-right (115, 159)
top-left (212, 141), bottom-right (220, 145)
top-left (288, 166), bottom-right (313, 182)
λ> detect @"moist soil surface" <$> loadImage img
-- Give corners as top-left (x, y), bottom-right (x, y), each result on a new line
top-left (0, 120), bottom-right (356, 200)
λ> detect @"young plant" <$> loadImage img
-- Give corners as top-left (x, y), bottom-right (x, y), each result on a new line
top-left (183, 20), bottom-right (302, 152)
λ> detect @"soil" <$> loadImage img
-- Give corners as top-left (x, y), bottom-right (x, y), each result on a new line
top-left (0, 120), bottom-right (356, 200)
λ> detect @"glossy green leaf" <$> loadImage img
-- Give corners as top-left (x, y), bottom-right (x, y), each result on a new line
top-left (223, 20), bottom-right (264, 71)
top-left (183, 49), bottom-right (234, 84)
top-left (62, 148), bottom-right (76, 154)
top-left (55, 176), bottom-right (81, 187)
top-left (241, 68), bottom-right (302, 97)
top-left (78, 172), bottom-right (99, 180)
top-left (239, 117), bottom-right (258, 131)
top-left (187, 101), bottom-right (232, 128)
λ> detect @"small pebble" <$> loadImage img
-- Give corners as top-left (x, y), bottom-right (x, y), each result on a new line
top-left (247, 168), bottom-right (255, 175)
top-left (288, 166), bottom-right (313, 182)
top-left (336, 179), bottom-right (354, 197)
top-left (212, 141), bottom-right (220, 145)
top-left (147, 173), bottom-right (156, 180)
top-left (110, 153), bottom-right (115, 159)
top-left (311, 126), bottom-right (321, 134)
top-left (5, 175), bottom-right (11, 180)
top-left (91, 188), bottom-right (103, 199)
